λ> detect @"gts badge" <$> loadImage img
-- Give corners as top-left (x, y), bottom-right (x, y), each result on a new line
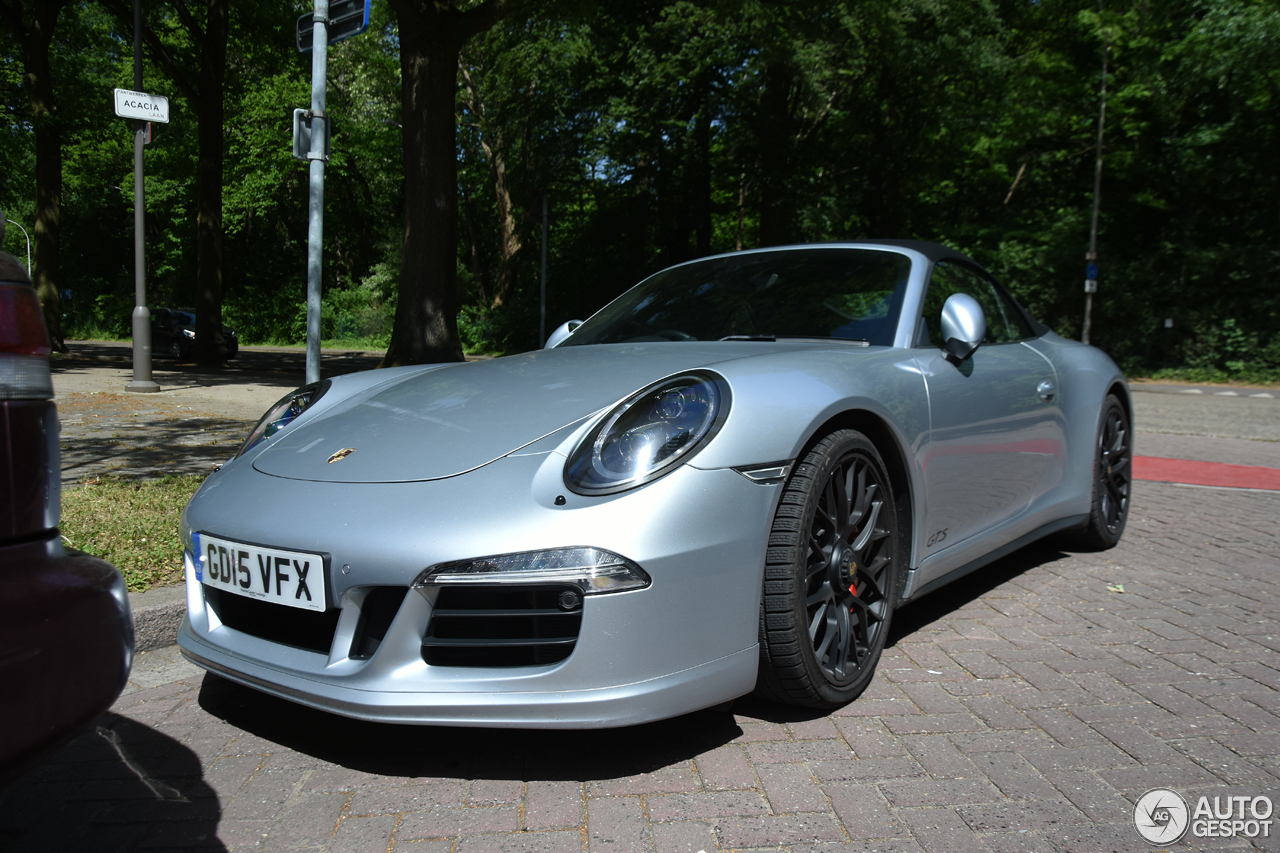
top-left (927, 528), bottom-right (948, 548)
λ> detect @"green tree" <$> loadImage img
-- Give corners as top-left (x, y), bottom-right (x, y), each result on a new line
top-left (0, 0), bottom-right (73, 349)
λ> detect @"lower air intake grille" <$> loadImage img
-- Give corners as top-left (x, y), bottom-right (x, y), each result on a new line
top-left (208, 588), bottom-right (339, 654)
top-left (423, 585), bottom-right (582, 667)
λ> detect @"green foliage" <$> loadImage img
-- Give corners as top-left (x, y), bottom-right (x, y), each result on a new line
top-left (2, 0), bottom-right (1276, 372)
top-left (62, 474), bottom-right (206, 591)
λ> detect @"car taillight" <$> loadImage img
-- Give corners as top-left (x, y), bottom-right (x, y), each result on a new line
top-left (0, 282), bottom-right (54, 400)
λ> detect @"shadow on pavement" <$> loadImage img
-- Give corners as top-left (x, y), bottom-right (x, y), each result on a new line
top-left (197, 672), bottom-right (744, 783)
top-left (0, 712), bottom-right (224, 852)
top-left (59, 414), bottom-right (249, 480)
top-left (887, 541), bottom-right (1067, 645)
top-left (56, 341), bottom-right (384, 382)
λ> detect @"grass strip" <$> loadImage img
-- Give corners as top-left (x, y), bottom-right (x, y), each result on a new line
top-left (60, 474), bottom-right (206, 592)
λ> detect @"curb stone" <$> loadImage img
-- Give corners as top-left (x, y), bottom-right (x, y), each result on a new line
top-left (128, 583), bottom-right (186, 652)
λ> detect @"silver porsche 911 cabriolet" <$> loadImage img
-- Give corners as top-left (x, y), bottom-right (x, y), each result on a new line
top-left (178, 241), bottom-right (1131, 728)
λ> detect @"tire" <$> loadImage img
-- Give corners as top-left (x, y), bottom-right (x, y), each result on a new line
top-left (1067, 394), bottom-right (1131, 550)
top-left (169, 339), bottom-right (184, 360)
top-left (756, 430), bottom-right (902, 708)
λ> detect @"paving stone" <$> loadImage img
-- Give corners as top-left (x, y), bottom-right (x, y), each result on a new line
top-left (969, 752), bottom-right (1060, 800)
top-left (757, 763), bottom-right (829, 813)
top-left (746, 739), bottom-right (855, 764)
top-left (586, 797), bottom-right (651, 853)
top-left (879, 713), bottom-right (986, 736)
top-left (694, 746), bottom-right (757, 791)
top-left (823, 783), bottom-right (904, 839)
top-left (898, 807), bottom-right (987, 853)
top-left (646, 791), bottom-right (769, 822)
top-left (954, 799), bottom-right (1090, 832)
top-left (456, 830), bottom-right (585, 853)
top-left (880, 778), bottom-right (1004, 808)
top-left (329, 815), bottom-right (396, 853)
top-left (832, 718), bottom-right (908, 759)
top-left (899, 736), bottom-right (979, 779)
top-left (651, 820), bottom-right (718, 853)
top-left (957, 695), bottom-right (1035, 731)
top-left (398, 806), bottom-right (521, 841)
top-left (713, 813), bottom-right (845, 848)
top-left (588, 768), bottom-right (699, 797)
top-left (349, 781), bottom-right (466, 815)
top-left (272, 792), bottom-right (348, 847)
top-left (811, 757), bottom-right (925, 783)
top-left (1043, 770), bottom-right (1135, 823)
top-left (222, 772), bottom-right (302, 821)
top-left (523, 781), bottom-right (583, 831)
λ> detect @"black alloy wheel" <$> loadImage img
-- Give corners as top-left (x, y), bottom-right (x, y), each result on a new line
top-left (1070, 394), bottom-right (1131, 550)
top-left (169, 339), bottom-right (184, 360)
top-left (756, 429), bottom-right (901, 708)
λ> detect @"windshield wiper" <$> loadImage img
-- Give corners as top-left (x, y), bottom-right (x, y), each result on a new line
top-left (719, 334), bottom-right (870, 346)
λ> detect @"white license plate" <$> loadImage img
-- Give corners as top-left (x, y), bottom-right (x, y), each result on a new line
top-left (193, 532), bottom-right (327, 612)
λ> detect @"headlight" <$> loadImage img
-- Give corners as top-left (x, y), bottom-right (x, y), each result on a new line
top-left (182, 328), bottom-right (195, 339)
top-left (564, 372), bottom-right (729, 495)
top-left (413, 547), bottom-right (650, 594)
top-left (237, 380), bottom-right (329, 457)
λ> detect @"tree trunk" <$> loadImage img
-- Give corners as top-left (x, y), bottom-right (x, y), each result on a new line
top-left (383, 8), bottom-right (465, 365)
top-left (459, 61), bottom-right (521, 310)
top-left (192, 0), bottom-right (228, 366)
top-left (486, 128), bottom-right (521, 310)
top-left (4, 0), bottom-right (71, 351)
top-left (382, 0), bottom-right (522, 366)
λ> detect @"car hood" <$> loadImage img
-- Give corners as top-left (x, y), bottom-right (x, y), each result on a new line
top-left (250, 343), bottom-right (807, 483)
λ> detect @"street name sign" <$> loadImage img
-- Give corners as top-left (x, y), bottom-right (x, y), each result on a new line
top-left (297, 0), bottom-right (371, 52)
top-left (114, 89), bottom-right (170, 123)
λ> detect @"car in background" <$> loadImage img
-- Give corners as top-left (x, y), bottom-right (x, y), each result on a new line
top-left (0, 251), bottom-right (134, 790)
top-left (177, 241), bottom-right (1131, 728)
top-left (150, 308), bottom-right (239, 360)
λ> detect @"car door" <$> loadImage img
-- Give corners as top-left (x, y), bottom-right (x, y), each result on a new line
top-left (913, 260), bottom-right (1065, 567)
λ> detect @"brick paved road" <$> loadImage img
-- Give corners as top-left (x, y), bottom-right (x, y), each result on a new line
top-left (4, 477), bottom-right (1277, 853)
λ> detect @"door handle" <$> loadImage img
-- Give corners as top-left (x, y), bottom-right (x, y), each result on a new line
top-left (1037, 379), bottom-right (1056, 402)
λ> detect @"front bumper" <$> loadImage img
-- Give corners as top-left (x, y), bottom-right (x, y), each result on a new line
top-left (180, 627), bottom-right (756, 728)
top-left (178, 452), bottom-right (781, 727)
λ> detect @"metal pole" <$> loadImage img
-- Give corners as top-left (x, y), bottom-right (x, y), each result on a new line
top-left (304, 0), bottom-right (329, 385)
top-left (127, 0), bottom-right (159, 392)
top-left (1083, 43), bottom-right (1108, 347)
top-left (540, 194), bottom-right (547, 346)
top-left (3, 218), bottom-right (32, 274)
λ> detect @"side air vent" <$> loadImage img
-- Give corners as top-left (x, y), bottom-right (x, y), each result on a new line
top-left (349, 586), bottom-right (409, 660)
top-left (422, 585), bottom-right (582, 667)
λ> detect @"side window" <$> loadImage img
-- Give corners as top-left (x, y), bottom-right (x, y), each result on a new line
top-left (920, 261), bottom-right (1032, 346)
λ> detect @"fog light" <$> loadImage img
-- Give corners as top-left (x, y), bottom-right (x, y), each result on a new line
top-left (412, 547), bottom-right (650, 595)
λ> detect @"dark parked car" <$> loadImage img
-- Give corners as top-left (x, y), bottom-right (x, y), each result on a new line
top-left (0, 251), bottom-right (134, 790)
top-left (150, 308), bottom-right (239, 360)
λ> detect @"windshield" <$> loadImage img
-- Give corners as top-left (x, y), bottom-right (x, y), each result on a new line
top-left (561, 248), bottom-right (912, 347)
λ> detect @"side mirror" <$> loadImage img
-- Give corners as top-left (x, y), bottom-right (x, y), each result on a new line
top-left (544, 320), bottom-right (583, 349)
top-left (940, 293), bottom-right (986, 363)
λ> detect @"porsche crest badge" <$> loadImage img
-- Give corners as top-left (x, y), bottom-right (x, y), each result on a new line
top-left (327, 448), bottom-right (356, 464)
